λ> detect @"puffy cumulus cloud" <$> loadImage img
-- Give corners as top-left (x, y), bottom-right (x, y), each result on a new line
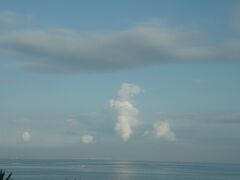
top-left (153, 121), bottom-right (176, 141)
top-left (117, 83), bottom-right (141, 100)
top-left (110, 83), bottom-right (141, 141)
top-left (0, 23), bottom-right (215, 73)
top-left (22, 131), bottom-right (31, 142)
top-left (81, 134), bottom-right (94, 144)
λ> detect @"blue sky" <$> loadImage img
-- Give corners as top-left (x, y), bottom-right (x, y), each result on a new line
top-left (1, 0), bottom-right (240, 163)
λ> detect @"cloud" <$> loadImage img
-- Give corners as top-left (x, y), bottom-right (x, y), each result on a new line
top-left (158, 112), bottom-right (240, 124)
top-left (81, 134), bottom-right (94, 144)
top-left (0, 23), bottom-right (215, 73)
top-left (117, 83), bottom-right (142, 100)
top-left (66, 118), bottom-right (78, 128)
top-left (153, 121), bottom-right (176, 141)
top-left (0, 10), bottom-right (17, 25)
top-left (0, 10), bottom-right (32, 27)
top-left (22, 131), bottom-right (31, 142)
top-left (110, 83), bottom-right (141, 141)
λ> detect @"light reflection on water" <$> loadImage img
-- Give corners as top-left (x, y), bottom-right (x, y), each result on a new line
top-left (0, 159), bottom-right (240, 180)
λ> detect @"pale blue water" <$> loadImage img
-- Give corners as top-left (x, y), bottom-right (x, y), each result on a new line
top-left (1, 159), bottom-right (240, 180)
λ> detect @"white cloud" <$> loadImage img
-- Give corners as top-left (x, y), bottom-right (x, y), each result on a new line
top-left (0, 23), bottom-right (215, 73)
top-left (81, 134), bottom-right (94, 144)
top-left (22, 131), bottom-right (31, 142)
top-left (110, 83), bottom-right (141, 141)
top-left (117, 83), bottom-right (141, 100)
top-left (153, 121), bottom-right (176, 141)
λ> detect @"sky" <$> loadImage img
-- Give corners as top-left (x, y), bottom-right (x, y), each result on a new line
top-left (0, 0), bottom-right (240, 163)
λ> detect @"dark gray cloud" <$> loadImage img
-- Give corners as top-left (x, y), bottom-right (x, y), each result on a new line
top-left (0, 24), bottom-right (215, 73)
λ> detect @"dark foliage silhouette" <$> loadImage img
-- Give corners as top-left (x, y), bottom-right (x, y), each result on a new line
top-left (0, 170), bottom-right (12, 180)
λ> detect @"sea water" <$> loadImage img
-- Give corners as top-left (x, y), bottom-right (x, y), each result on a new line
top-left (1, 159), bottom-right (240, 180)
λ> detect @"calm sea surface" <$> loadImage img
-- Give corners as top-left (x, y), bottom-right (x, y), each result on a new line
top-left (1, 159), bottom-right (240, 180)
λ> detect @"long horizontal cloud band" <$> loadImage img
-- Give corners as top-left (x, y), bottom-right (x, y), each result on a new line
top-left (0, 25), bottom-right (215, 73)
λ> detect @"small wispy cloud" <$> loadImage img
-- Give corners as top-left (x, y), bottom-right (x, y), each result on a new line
top-left (81, 134), bottom-right (94, 144)
top-left (66, 118), bottom-right (78, 128)
top-left (0, 10), bottom-right (17, 25)
top-left (153, 121), bottom-right (176, 141)
top-left (0, 10), bottom-right (32, 27)
top-left (110, 83), bottom-right (141, 141)
top-left (22, 131), bottom-right (31, 142)
top-left (11, 117), bottom-right (32, 125)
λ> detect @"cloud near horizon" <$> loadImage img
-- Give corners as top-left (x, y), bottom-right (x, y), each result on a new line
top-left (153, 121), bottom-right (176, 142)
top-left (22, 131), bottom-right (31, 142)
top-left (81, 134), bottom-right (94, 144)
top-left (110, 83), bottom-right (141, 141)
top-left (0, 22), bottom-right (216, 73)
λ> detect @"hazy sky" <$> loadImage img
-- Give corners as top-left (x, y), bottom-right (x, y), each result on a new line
top-left (1, 0), bottom-right (240, 163)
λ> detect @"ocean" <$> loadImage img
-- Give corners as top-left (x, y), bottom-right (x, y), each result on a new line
top-left (1, 159), bottom-right (240, 180)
